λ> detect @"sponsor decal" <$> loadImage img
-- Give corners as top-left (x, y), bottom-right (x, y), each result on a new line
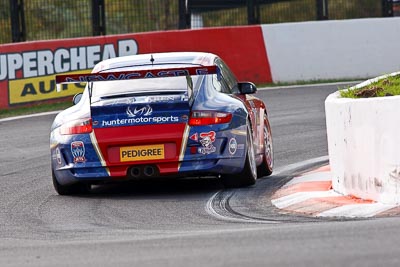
top-left (181, 115), bottom-right (189, 122)
top-left (118, 95), bottom-right (188, 104)
top-left (147, 96), bottom-right (176, 102)
top-left (95, 104), bottom-right (181, 127)
top-left (200, 131), bottom-right (216, 142)
top-left (101, 115), bottom-right (179, 127)
top-left (71, 141), bottom-right (86, 163)
top-left (228, 138), bottom-right (238, 155)
top-left (189, 133), bottom-right (198, 141)
top-left (9, 72), bottom-right (86, 104)
top-left (55, 147), bottom-right (62, 165)
top-left (4, 39), bottom-right (137, 104)
top-left (56, 66), bottom-right (217, 83)
top-left (127, 105), bottom-right (153, 117)
top-left (101, 97), bottom-right (136, 106)
top-left (120, 144), bottom-right (165, 162)
top-left (198, 131), bottom-right (217, 155)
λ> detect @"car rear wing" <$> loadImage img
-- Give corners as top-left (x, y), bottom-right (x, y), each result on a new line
top-left (55, 65), bottom-right (218, 92)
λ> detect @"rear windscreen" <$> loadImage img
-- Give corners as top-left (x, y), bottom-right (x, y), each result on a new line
top-left (91, 76), bottom-right (200, 98)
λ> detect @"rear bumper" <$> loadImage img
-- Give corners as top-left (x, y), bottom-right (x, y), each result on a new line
top-left (51, 122), bottom-right (248, 185)
top-left (52, 155), bottom-right (246, 185)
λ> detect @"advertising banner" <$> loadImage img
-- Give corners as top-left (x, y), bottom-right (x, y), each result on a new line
top-left (0, 26), bottom-right (271, 109)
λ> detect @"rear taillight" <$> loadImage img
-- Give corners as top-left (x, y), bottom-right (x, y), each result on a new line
top-left (189, 111), bottom-right (232, 126)
top-left (59, 118), bottom-right (93, 135)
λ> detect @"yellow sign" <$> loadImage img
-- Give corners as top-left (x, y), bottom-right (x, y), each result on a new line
top-left (9, 70), bottom-right (89, 104)
top-left (120, 144), bottom-right (165, 162)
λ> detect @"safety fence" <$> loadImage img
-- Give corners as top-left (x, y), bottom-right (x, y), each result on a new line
top-left (1, 0), bottom-right (399, 44)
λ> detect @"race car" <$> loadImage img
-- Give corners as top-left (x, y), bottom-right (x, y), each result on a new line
top-left (50, 52), bottom-right (273, 195)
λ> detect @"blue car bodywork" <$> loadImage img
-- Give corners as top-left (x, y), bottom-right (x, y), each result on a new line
top-left (50, 52), bottom-right (273, 195)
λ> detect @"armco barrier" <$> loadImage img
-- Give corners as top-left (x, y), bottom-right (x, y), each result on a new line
top-left (0, 26), bottom-right (271, 109)
top-left (325, 73), bottom-right (400, 204)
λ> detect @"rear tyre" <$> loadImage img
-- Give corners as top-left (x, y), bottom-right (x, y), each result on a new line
top-left (222, 124), bottom-right (257, 188)
top-left (257, 114), bottom-right (273, 178)
top-left (52, 170), bottom-right (91, 195)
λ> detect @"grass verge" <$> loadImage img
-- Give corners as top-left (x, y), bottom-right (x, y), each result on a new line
top-left (340, 74), bottom-right (400, 98)
top-left (258, 78), bottom-right (360, 88)
top-left (0, 101), bottom-right (72, 119)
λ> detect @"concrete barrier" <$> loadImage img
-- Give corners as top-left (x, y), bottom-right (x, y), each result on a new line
top-left (325, 73), bottom-right (400, 204)
top-left (262, 17), bottom-right (400, 83)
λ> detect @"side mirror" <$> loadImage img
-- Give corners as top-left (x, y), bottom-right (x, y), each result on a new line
top-left (72, 93), bottom-right (83, 105)
top-left (238, 82), bottom-right (257, 94)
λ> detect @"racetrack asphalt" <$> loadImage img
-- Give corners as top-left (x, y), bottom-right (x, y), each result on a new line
top-left (2, 82), bottom-right (400, 267)
top-left (1, 81), bottom-right (393, 220)
top-left (2, 81), bottom-right (395, 220)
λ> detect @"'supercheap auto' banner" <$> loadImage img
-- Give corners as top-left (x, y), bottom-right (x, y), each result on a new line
top-left (0, 38), bottom-right (138, 107)
top-left (0, 26), bottom-right (272, 108)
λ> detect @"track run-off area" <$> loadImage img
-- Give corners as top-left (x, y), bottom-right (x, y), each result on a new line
top-left (1, 83), bottom-right (400, 267)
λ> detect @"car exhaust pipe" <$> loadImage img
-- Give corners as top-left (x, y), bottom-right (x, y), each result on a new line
top-left (143, 165), bottom-right (156, 177)
top-left (130, 167), bottom-right (141, 178)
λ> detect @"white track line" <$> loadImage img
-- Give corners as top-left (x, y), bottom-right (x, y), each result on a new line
top-left (272, 156), bottom-right (329, 176)
top-left (318, 203), bottom-right (397, 218)
top-left (284, 171), bottom-right (331, 186)
top-left (0, 110), bottom-right (61, 123)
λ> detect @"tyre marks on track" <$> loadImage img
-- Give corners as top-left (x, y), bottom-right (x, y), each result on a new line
top-left (205, 157), bottom-right (330, 223)
top-left (205, 190), bottom-right (281, 224)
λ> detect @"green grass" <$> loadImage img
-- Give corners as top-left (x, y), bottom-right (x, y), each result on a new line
top-left (0, 101), bottom-right (72, 119)
top-left (340, 74), bottom-right (400, 98)
top-left (258, 78), bottom-right (361, 88)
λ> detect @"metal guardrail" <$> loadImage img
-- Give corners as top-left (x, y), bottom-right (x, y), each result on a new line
top-left (1, 0), bottom-right (398, 44)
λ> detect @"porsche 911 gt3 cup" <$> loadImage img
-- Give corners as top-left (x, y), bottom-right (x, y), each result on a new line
top-left (50, 52), bottom-right (273, 195)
